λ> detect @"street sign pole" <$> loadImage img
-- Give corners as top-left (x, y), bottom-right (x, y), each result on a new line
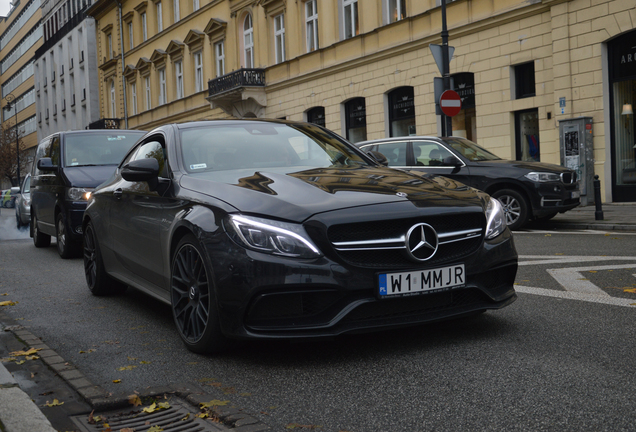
top-left (441, 0), bottom-right (452, 137)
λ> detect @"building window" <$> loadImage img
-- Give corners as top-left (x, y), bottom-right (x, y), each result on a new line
top-left (128, 22), bottom-right (134, 50)
top-left (194, 50), bottom-right (203, 92)
top-left (156, 1), bottom-right (163, 32)
top-left (110, 80), bottom-right (116, 117)
top-left (131, 82), bottom-right (137, 115)
top-left (515, 109), bottom-right (540, 162)
top-left (306, 106), bottom-right (325, 127)
top-left (215, 42), bottom-right (225, 77)
top-left (159, 68), bottom-right (166, 104)
top-left (343, 0), bottom-right (358, 39)
top-left (107, 33), bottom-right (113, 59)
top-left (193, 0), bottom-right (199, 11)
top-left (243, 14), bottom-right (254, 68)
top-left (142, 13), bottom-right (148, 41)
top-left (388, 86), bottom-right (415, 137)
top-left (173, 0), bottom-right (179, 22)
top-left (345, 97), bottom-right (366, 143)
top-left (387, 0), bottom-right (406, 23)
top-left (175, 60), bottom-right (183, 99)
top-left (145, 76), bottom-right (151, 110)
top-left (305, 0), bottom-right (319, 52)
top-left (274, 14), bottom-right (285, 64)
top-left (514, 62), bottom-right (535, 99)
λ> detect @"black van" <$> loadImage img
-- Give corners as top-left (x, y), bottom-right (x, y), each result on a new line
top-left (30, 130), bottom-right (146, 258)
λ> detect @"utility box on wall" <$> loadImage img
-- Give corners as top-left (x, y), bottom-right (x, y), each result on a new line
top-left (559, 117), bottom-right (594, 205)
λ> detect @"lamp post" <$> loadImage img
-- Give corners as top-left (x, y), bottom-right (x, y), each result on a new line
top-left (4, 93), bottom-right (20, 187)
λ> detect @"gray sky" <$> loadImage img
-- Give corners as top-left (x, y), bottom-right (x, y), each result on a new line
top-left (0, 0), bottom-right (13, 17)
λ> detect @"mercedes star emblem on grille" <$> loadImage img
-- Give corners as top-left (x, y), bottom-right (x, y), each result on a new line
top-left (406, 223), bottom-right (439, 261)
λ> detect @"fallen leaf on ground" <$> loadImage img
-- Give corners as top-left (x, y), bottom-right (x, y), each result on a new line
top-left (0, 300), bottom-right (16, 306)
top-left (200, 400), bottom-right (230, 408)
top-left (10, 348), bottom-right (42, 356)
top-left (142, 402), bottom-right (170, 413)
top-left (25, 355), bottom-right (39, 360)
top-left (15, 360), bottom-right (25, 365)
top-left (624, 288), bottom-right (636, 293)
top-left (117, 365), bottom-right (137, 371)
top-left (112, 379), bottom-right (121, 383)
top-left (129, 394), bottom-right (143, 406)
top-left (1, 293), bottom-right (7, 296)
top-left (140, 360), bottom-right (151, 364)
top-left (147, 426), bottom-right (163, 432)
top-left (44, 399), bottom-right (64, 407)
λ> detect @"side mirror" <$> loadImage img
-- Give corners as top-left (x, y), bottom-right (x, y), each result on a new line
top-left (37, 157), bottom-right (58, 172)
top-left (10, 187), bottom-right (20, 195)
top-left (443, 155), bottom-right (462, 167)
top-left (121, 158), bottom-right (160, 190)
top-left (367, 150), bottom-right (389, 166)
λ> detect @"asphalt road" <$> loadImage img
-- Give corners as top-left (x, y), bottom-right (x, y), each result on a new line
top-left (1, 211), bottom-right (636, 431)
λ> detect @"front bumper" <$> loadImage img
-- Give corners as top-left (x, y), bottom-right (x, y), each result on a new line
top-left (206, 228), bottom-right (518, 340)
top-left (67, 203), bottom-right (88, 243)
top-left (528, 181), bottom-right (580, 218)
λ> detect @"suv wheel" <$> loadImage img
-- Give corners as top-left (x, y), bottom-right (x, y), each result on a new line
top-left (56, 213), bottom-right (79, 258)
top-left (492, 189), bottom-right (529, 231)
top-left (32, 213), bottom-right (51, 248)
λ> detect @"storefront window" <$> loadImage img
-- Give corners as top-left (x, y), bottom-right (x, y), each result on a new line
top-left (515, 109), bottom-right (540, 162)
top-left (451, 72), bottom-right (476, 141)
top-left (345, 97), bottom-right (366, 143)
top-left (306, 106), bottom-right (325, 127)
top-left (388, 86), bottom-right (415, 137)
top-left (612, 80), bottom-right (636, 186)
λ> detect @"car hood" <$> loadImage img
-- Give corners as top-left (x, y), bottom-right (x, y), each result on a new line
top-left (473, 159), bottom-right (572, 174)
top-left (63, 165), bottom-right (118, 188)
top-left (179, 165), bottom-right (484, 222)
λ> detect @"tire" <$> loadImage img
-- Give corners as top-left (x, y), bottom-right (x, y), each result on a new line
top-left (492, 189), bottom-right (529, 231)
top-left (83, 221), bottom-right (127, 296)
top-left (171, 234), bottom-right (230, 354)
top-left (56, 212), bottom-right (80, 259)
top-left (32, 213), bottom-right (51, 248)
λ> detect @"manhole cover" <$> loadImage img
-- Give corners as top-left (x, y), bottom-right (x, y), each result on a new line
top-left (71, 397), bottom-right (227, 432)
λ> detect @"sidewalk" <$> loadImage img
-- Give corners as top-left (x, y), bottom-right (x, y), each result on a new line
top-left (527, 202), bottom-right (636, 231)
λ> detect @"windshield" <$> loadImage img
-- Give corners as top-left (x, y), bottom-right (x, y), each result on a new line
top-left (180, 122), bottom-right (370, 174)
top-left (64, 132), bottom-right (145, 167)
top-left (443, 137), bottom-right (501, 161)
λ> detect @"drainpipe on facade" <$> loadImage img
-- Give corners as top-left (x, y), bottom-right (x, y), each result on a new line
top-left (117, 0), bottom-right (128, 129)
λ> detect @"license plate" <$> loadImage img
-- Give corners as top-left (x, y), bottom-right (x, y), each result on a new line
top-left (571, 190), bottom-right (581, 199)
top-left (378, 264), bottom-right (465, 298)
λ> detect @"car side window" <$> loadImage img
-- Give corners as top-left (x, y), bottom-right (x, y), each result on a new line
top-left (376, 142), bottom-right (408, 166)
top-left (133, 138), bottom-right (168, 178)
top-left (412, 142), bottom-right (455, 167)
top-left (49, 136), bottom-right (61, 167)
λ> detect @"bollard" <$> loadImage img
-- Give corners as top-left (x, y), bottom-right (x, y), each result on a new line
top-left (593, 175), bottom-right (604, 220)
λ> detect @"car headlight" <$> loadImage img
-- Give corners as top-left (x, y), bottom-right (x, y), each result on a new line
top-left (67, 187), bottom-right (93, 201)
top-left (485, 197), bottom-right (506, 239)
top-left (225, 215), bottom-right (322, 259)
top-left (524, 172), bottom-right (561, 182)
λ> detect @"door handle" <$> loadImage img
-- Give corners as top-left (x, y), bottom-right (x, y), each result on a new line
top-left (113, 188), bottom-right (123, 199)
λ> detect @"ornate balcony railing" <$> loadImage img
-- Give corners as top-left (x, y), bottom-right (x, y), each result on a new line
top-left (208, 68), bottom-right (265, 97)
top-left (88, 118), bottom-right (120, 129)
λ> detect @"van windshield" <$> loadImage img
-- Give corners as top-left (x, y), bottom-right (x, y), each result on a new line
top-left (64, 132), bottom-right (145, 167)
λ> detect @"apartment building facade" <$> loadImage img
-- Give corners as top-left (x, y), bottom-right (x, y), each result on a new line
top-left (0, 0), bottom-right (43, 186)
top-left (35, 0), bottom-right (102, 138)
top-left (87, 0), bottom-right (636, 202)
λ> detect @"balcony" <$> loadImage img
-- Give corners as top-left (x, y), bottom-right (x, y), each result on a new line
top-left (206, 68), bottom-right (267, 117)
top-left (88, 118), bottom-right (121, 129)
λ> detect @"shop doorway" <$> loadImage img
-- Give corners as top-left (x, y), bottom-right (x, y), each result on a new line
top-left (514, 109), bottom-right (540, 162)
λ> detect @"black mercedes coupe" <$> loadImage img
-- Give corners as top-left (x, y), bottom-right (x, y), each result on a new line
top-left (83, 120), bottom-right (518, 353)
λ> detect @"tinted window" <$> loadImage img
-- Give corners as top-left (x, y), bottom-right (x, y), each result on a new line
top-left (180, 123), bottom-right (369, 174)
top-left (33, 137), bottom-right (52, 176)
top-left (63, 132), bottom-right (145, 167)
top-left (412, 142), bottom-right (454, 167)
top-left (375, 141), bottom-right (408, 166)
top-left (444, 138), bottom-right (501, 161)
top-left (50, 136), bottom-right (61, 166)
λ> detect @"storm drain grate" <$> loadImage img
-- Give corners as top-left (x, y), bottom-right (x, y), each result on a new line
top-left (70, 397), bottom-right (227, 432)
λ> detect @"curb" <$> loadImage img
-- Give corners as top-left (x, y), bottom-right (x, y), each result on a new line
top-left (2, 325), bottom-right (270, 432)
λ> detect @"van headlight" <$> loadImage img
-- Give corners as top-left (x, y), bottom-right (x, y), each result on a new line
top-left (225, 215), bottom-right (322, 259)
top-left (485, 197), bottom-right (506, 239)
top-left (67, 187), bottom-right (93, 201)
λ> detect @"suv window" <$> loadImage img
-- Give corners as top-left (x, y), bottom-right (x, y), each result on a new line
top-left (412, 141), bottom-right (454, 167)
top-left (375, 141), bottom-right (408, 166)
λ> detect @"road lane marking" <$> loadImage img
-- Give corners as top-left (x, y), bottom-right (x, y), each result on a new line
top-left (547, 264), bottom-right (636, 296)
top-left (515, 285), bottom-right (636, 308)
top-left (519, 255), bottom-right (636, 266)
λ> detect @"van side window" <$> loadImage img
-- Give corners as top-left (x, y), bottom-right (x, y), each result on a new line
top-left (33, 138), bottom-right (52, 176)
top-left (50, 136), bottom-right (61, 166)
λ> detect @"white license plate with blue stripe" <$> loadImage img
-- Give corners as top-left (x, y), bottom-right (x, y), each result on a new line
top-left (378, 264), bottom-right (465, 298)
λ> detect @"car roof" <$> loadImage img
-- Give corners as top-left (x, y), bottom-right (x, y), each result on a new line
top-left (355, 136), bottom-right (446, 147)
top-left (42, 129), bottom-right (147, 141)
top-left (174, 118), bottom-right (311, 130)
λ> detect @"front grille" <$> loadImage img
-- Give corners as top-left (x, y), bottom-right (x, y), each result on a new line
top-left (561, 172), bottom-right (577, 184)
top-left (341, 288), bottom-right (490, 323)
top-left (328, 213), bottom-right (485, 269)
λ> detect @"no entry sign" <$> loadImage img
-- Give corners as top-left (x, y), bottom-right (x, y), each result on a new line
top-left (439, 90), bottom-right (462, 117)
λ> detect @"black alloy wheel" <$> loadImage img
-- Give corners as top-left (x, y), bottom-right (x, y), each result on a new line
top-left (83, 221), bottom-right (127, 295)
top-left (171, 235), bottom-right (229, 353)
top-left (32, 213), bottom-right (51, 248)
top-left (56, 212), bottom-right (78, 259)
top-left (492, 189), bottom-right (529, 231)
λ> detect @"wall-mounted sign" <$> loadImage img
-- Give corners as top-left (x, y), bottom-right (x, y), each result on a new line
top-left (451, 72), bottom-right (475, 109)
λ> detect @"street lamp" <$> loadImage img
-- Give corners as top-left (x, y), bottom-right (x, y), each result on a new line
top-left (4, 93), bottom-right (20, 187)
